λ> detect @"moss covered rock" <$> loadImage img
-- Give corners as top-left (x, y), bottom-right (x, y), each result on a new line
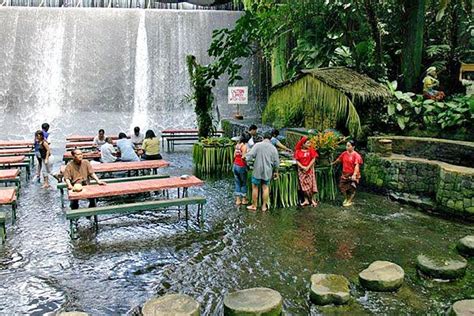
top-left (142, 294), bottom-right (200, 316)
top-left (309, 274), bottom-right (350, 305)
top-left (457, 235), bottom-right (474, 257)
top-left (448, 299), bottom-right (474, 316)
top-left (224, 287), bottom-right (282, 316)
top-left (416, 254), bottom-right (467, 280)
top-left (359, 261), bottom-right (404, 292)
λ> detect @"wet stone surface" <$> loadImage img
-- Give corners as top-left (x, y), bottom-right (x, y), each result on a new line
top-left (457, 235), bottom-right (474, 257)
top-left (416, 254), bottom-right (468, 280)
top-left (359, 261), bottom-right (404, 291)
top-left (310, 274), bottom-right (350, 305)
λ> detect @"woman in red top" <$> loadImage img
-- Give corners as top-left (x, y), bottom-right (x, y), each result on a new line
top-left (332, 140), bottom-right (363, 207)
top-left (233, 132), bottom-right (250, 206)
top-left (294, 136), bottom-right (319, 207)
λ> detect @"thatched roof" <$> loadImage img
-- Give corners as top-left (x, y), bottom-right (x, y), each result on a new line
top-left (273, 67), bottom-right (391, 103)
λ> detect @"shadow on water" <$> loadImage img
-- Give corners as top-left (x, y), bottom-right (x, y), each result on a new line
top-left (0, 145), bottom-right (472, 315)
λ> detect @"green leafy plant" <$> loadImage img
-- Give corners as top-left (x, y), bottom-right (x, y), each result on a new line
top-left (385, 81), bottom-right (473, 131)
top-left (192, 138), bottom-right (235, 176)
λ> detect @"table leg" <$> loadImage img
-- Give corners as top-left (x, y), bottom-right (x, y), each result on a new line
top-left (11, 201), bottom-right (17, 224)
top-left (0, 222), bottom-right (5, 243)
top-left (60, 189), bottom-right (65, 208)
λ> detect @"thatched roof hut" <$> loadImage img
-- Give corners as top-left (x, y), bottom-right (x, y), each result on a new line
top-left (262, 67), bottom-right (392, 137)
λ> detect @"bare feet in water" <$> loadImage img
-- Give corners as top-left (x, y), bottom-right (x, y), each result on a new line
top-left (246, 205), bottom-right (257, 212)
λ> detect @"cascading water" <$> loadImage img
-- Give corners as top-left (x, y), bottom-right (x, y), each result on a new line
top-left (0, 8), bottom-right (258, 141)
top-left (131, 11), bottom-right (150, 131)
top-left (32, 17), bottom-right (65, 129)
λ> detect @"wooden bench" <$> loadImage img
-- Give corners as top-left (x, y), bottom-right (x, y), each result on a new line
top-left (0, 156), bottom-right (30, 180)
top-left (0, 169), bottom-right (21, 197)
top-left (161, 129), bottom-right (223, 152)
top-left (57, 174), bottom-right (171, 207)
top-left (66, 135), bottom-right (119, 142)
top-left (59, 160), bottom-right (169, 179)
top-left (0, 140), bottom-right (34, 149)
top-left (66, 196), bottom-right (206, 238)
top-left (0, 188), bottom-right (17, 223)
top-left (0, 212), bottom-right (6, 243)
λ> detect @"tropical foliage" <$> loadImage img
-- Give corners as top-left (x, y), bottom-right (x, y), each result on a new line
top-left (186, 55), bottom-right (215, 138)
top-left (192, 137), bottom-right (235, 176)
top-left (385, 81), bottom-right (473, 132)
top-left (209, 0), bottom-right (472, 93)
top-left (246, 163), bottom-right (299, 208)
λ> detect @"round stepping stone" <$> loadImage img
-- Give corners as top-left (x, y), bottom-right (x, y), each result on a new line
top-left (224, 287), bottom-right (283, 316)
top-left (359, 261), bottom-right (404, 291)
top-left (58, 313), bottom-right (88, 316)
top-left (142, 294), bottom-right (200, 316)
top-left (310, 274), bottom-right (350, 305)
top-left (457, 236), bottom-right (474, 257)
top-left (416, 254), bottom-right (467, 280)
top-left (448, 299), bottom-right (474, 316)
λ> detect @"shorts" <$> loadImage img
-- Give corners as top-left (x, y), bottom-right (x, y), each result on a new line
top-left (251, 176), bottom-right (269, 186)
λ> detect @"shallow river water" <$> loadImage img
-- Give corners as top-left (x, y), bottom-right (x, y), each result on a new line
top-left (0, 146), bottom-right (472, 315)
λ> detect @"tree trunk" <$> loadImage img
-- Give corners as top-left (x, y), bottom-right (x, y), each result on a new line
top-left (400, 0), bottom-right (426, 91)
top-left (364, 0), bottom-right (383, 67)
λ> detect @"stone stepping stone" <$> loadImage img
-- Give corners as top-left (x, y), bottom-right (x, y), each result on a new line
top-left (457, 236), bottom-right (474, 257)
top-left (310, 274), bottom-right (350, 305)
top-left (359, 261), bottom-right (404, 291)
top-left (142, 294), bottom-right (200, 316)
top-left (416, 254), bottom-right (467, 280)
top-left (448, 299), bottom-right (474, 316)
top-left (224, 287), bottom-right (283, 316)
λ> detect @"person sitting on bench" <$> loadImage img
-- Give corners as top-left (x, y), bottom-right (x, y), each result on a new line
top-left (141, 130), bottom-right (162, 160)
top-left (93, 129), bottom-right (106, 148)
top-left (117, 132), bottom-right (139, 162)
top-left (100, 137), bottom-right (118, 163)
top-left (64, 149), bottom-right (106, 209)
top-left (129, 126), bottom-right (144, 146)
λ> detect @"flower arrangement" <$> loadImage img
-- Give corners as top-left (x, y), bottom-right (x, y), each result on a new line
top-left (309, 129), bottom-right (347, 156)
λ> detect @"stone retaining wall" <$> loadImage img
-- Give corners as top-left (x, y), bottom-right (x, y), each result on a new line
top-left (368, 136), bottom-right (474, 168)
top-left (364, 153), bottom-right (474, 218)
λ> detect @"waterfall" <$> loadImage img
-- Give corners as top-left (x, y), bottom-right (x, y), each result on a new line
top-left (0, 8), bottom-right (258, 140)
top-left (131, 11), bottom-right (150, 131)
top-left (34, 17), bottom-right (65, 128)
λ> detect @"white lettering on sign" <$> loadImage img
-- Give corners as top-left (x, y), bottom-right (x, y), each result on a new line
top-left (228, 86), bottom-right (248, 104)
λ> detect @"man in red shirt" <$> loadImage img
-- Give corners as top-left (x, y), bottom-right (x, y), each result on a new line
top-left (332, 140), bottom-right (363, 207)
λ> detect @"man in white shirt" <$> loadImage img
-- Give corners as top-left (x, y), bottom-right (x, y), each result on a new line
top-left (93, 129), bottom-right (107, 148)
top-left (100, 138), bottom-right (117, 163)
top-left (129, 126), bottom-right (144, 146)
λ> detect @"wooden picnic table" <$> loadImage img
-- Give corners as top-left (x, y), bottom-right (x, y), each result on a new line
top-left (60, 160), bottom-right (169, 174)
top-left (0, 188), bottom-right (17, 222)
top-left (62, 151), bottom-right (123, 162)
top-left (0, 169), bottom-right (21, 194)
top-left (65, 140), bottom-right (119, 149)
top-left (0, 140), bottom-right (34, 148)
top-left (0, 156), bottom-right (26, 165)
top-left (63, 151), bottom-right (101, 161)
top-left (0, 169), bottom-right (19, 180)
top-left (66, 135), bottom-right (119, 142)
top-left (0, 149), bottom-right (35, 167)
top-left (68, 175), bottom-right (203, 200)
top-left (0, 156), bottom-right (30, 179)
top-left (0, 148), bottom-right (33, 155)
top-left (161, 129), bottom-right (224, 151)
